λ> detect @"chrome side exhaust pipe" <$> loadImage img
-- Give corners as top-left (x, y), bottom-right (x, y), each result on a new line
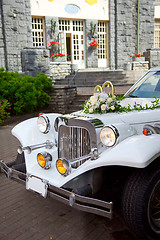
top-left (17, 140), bottom-right (54, 154)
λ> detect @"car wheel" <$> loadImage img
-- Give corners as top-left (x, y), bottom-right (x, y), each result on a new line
top-left (121, 162), bottom-right (160, 240)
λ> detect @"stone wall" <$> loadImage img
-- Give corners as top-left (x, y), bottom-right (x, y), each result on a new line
top-left (0, 3), bottom-right (5, 69)
top-left (21, 48), bottom-right (50, 76)
top-left (0, 0), bottom-right (32, 71)
top-left (50, 62), bottom-right (72, 80)
top-left (85, 19), bottom-right (98, 68)
top-left (109, 0), bottom-right (154, 69)
top-left (49, 86), bottom-right (77, 114)
top-left (45, 16), bottom-right (59, 46)
top-left (144, 49), bottom-right (160, 68)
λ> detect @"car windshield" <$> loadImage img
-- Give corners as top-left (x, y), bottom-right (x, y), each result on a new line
top-left (125, 71), bottom-right (160, 98)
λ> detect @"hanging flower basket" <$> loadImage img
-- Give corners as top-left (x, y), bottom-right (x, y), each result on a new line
top-left (89, 40), bottom-right (99, 50)
top-left (49, 41), bottom-right (61, 50)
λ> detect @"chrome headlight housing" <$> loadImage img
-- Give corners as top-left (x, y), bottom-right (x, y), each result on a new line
top-left (100, 126), bottom-right (119, 147)
top-left (37, 152), bottom-right (52, 169)
top-left (37, 115), bottom-right (50, 133)
top-left (56, 158), bottom-right (71, 176)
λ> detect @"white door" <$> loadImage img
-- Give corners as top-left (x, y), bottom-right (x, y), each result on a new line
top-left (72, 32), bottom-right (85, 69)
top-left (59, 19), bottom-right (85, 69)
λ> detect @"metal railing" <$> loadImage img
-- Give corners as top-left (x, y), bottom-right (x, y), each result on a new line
top-left (68, 69), bottom-right (79, 87)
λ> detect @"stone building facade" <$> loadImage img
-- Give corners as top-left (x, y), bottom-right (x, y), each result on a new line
top-left (0, 0), bottom-right (159, 75)
top-left (0, 0), bottom-right (33, 72)
top-left (109, 0), bottom-right (155, 69)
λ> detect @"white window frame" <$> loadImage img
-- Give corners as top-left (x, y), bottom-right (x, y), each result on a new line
top-left (154, 19), bottom-right (160, 48)
top-left (98, 21), bottom-right (108, 68)
top-left (32, 16), bottom-right (45, 47)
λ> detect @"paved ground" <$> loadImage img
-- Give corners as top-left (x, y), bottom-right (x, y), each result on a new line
top-left (0, 115), bottom-right (138, 240)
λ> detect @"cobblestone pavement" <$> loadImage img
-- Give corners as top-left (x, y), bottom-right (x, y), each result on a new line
top-left (0, 117), bottom-right (138, 240)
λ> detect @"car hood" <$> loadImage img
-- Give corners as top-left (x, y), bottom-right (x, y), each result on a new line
top-left (73, 98), bottom-right (160, 126)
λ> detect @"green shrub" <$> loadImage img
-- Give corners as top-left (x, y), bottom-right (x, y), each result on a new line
top-left (0, 69), bottom-right (53, 115)
top-left (0, 99), bottom-right (11, 124)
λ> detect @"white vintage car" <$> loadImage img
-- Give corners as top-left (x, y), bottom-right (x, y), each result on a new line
top-left (1, 67), bottom-right (160, 239)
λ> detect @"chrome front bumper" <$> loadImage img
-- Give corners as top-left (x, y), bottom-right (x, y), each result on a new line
top-left (0, 160), bottom-right (113, 219)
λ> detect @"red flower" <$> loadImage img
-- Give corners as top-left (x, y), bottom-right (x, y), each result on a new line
top-left (130, 53), bottom-right (144, 58)
top-left (50, 52), bottom-right (67, 58)
top-left (89, 40), bottom-right (99, 47)
top-left (49, 41), bottom-right (61, 47)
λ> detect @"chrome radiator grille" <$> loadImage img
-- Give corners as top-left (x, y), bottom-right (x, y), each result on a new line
top-left (58, 125), bottom-right (91, 168)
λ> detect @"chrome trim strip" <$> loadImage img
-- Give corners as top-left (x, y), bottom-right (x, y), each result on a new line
top-left (0, 160), bottom-right (113, 219)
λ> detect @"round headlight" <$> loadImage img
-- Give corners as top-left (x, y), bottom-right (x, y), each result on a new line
top-left (37, 152), bottom-right (52, 169)
top-left (37, 115), bottom-right (50, 133)
top-left (100, 126), bottom-right (118, 147)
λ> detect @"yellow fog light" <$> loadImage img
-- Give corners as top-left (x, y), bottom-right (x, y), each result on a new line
top-left (37, 152), bottom-right (52, 169)
top-left (56, 159), bottom-right (70, 176)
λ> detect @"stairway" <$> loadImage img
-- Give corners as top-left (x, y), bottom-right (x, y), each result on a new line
top-left (52, 68), bottom-right (147, 113)
top-left (54, 69), bottom-right (146, 95)
top-left (54, 69), bottom-right (127, 86)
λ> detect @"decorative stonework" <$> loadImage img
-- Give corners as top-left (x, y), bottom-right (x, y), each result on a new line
top-left (132, 61), bottom-right (149, 71)
top-left (50, 62), bottom-right (72, 80)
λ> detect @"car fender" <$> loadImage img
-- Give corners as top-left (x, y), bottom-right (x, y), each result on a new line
top-left (86, 134), bottom-right (160, 171)
top-left (12, 113), bottom-right (61, 146)
top-left (56, 134), bottom-right (160, 187)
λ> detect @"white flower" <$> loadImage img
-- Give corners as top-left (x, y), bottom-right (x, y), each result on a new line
top-left (95, 102), bottom-right (100, 109)
top-left (101, 104), bottom-right (106, 111)
top-left (86, 102), bottom-right (90, 107)
top-left (107, 98), bottom-right (113, 104)
top-left (90, 96), bottom-right (97, 105)
top-left (100, 98), bottom-right (105, 103)
top-left (111, 105), bottom-right (115, 111)
top-left (94, 93), bottom-right (99, 98)
top-left (89, 108), bottom-right (93, 113)
top-left (100, 92), bottom-right (108, 100)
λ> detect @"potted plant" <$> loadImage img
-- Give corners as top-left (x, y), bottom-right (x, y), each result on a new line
top-left (130, 53), bottom-right (145, 61)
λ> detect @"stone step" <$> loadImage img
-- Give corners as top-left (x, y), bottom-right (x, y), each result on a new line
top-left (54, 69), bottom-right (147, 86)
top-left (53, 69), bottom-right (145, 88)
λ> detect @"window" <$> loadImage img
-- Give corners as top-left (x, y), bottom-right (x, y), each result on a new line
top-left (154, 19), bottom-right (160, 48)
top-left (32, 17), bottom-right (45, 47)
top-left (73, 20), bottom-right (83, 31)
top-left (59, 19), bottom-right (70, 31)
top-left (98, 22), bottom-right (107, 59)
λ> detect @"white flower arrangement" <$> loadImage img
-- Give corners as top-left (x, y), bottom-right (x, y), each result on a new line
top-left (83, 92), bottom-right (121, 114)
top-left (82, 92), bottom-right (160, 114)
top-left (82, 81), bottom-right (160, 114)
